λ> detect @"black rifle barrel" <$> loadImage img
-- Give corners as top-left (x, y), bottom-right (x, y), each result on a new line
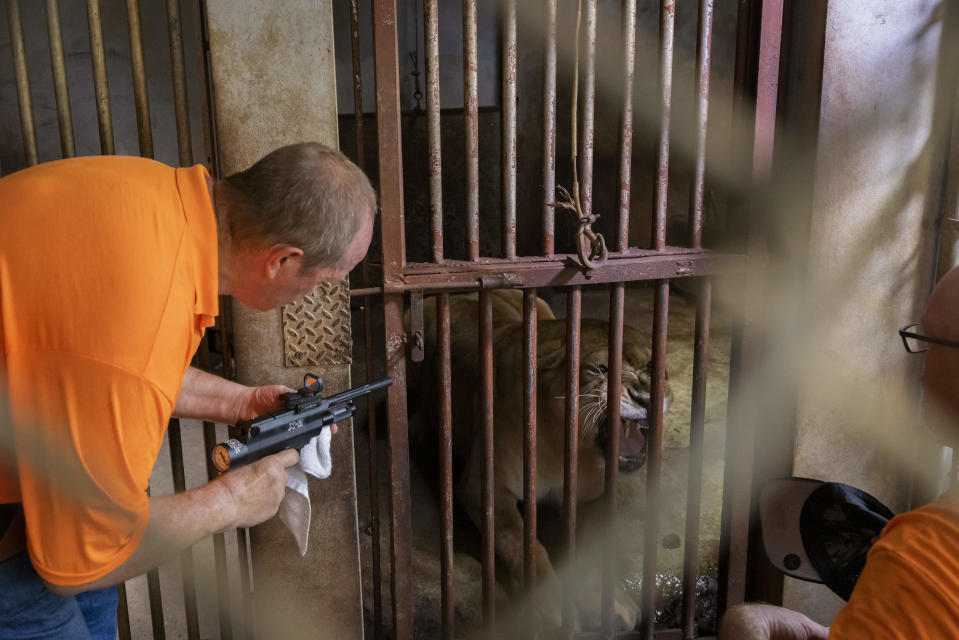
top-left (322, 377), bottom-right (393, 407)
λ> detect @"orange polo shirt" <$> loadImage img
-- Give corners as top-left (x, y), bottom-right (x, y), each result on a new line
top-left (0, 156), bottom-right (218, 585)
top-left (829, 499), bottom-right (959, 639)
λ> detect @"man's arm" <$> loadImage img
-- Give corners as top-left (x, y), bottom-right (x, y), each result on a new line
top-left (719, 604), bottom-right (830, 640)
top-left (173, 366), bottom-right (288, 425)
top-left (44, 448), bottom-right (299, 597)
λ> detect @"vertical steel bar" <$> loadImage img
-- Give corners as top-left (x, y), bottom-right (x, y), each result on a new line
top-left (142, 487), bottom-right (166, 640)
top-left (579, 0), bottom-right (597, 220)
top-left (681, 281), bottom-right (711, 639)
top-left (8, 0), bottom-right (39, 166)
top-left (117, 582), bottom-right (133, 640)
top-left (522, 288), bottom-right (538, 635)
top-left (641, 282), bottom-right (670, 639)
top-left (167, 0), bottom-right (192, 166)
top-left (541, 0), bottom-right (557, 256)
top-left (502, 0), bottom-right (517, 259)
top-left (168, 419), bottom-right (201, 640)
top-left (601, 283), bottom-right (625, 633)
top-left (562, 286), bottom-right (582, 634)
top-left (438, 294), bottom-right (455, 639)
top-left (425, 0), bottom-right (444, 263)
top-left (45, 0), bottom-right (75, 158)
top-left (197, 340), bottom-right (233, 640)
top-left (372, 0), bottom-right (412, 635)
top-left (85, 0), bottom-right (114, 155)
top-left (689, 0), bottom-right (714, 249)
top-left (125, 0), bottom-right (153, 159)
top-left (616, 0), bottom-right (637, 252)
top-left (463, 0), bottom-right (480, 260)
top-left (652, 0), bottom-right (675, 250)
top-left (479, 290), bottom-right (496, 628)
top-left (349, 3), bottom-right (384, 637)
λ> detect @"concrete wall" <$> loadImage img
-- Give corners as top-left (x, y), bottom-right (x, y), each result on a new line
top-left (783, 0), bottom-right (946, 623)
top-left (205, 2), bottom-right (364, 638)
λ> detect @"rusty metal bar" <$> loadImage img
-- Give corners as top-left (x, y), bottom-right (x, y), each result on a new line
top-left (168, 419), bottom-right (201, 640)
top-left (681, 281), bottom-right (711, 639)
top-left (125, 0), bottom-right (153, 159)
top-left (718, 0), bottom-right (784, 614)
top-left (640, 281), bottom-right (669, 639)
top-left (45, 0), bottom-right (75, 158)
top-left (464, 0), bottom-right (480, 261)
top-left (601, 283), bottom-right (625, 633)
top-left (8, 0), bottom-right (38, 166)
top-left (373, 0), bottom-right (413, 633)
top-left (689, 0), bottom-right (714, 249)
top-left (502, 0), bottom-right (517, 259)
top-left (479, 290), bottom-right (496, 628)
top-left (523, 288), bottom-right (538, 635)
top-left (437, 293), bottom-right (455, 639)
top-left (652, 0), bottom-right (675, 250)
top-left (616, 0), bottom-right (637, 252)
top-left (579, 0), bottom-right (597, 221)
top-left (197, 341), bottom-right (232, 640)
top-left (167, 0), bottom-right (192, 166)
top-left (146, 564), bottom-right (166, 639)
top-left (117, 582), bottom-right (132, 640)
top-left (395, 250), bottom-right (744, 292)
top-left (542, 0), bottom-right (557, 256)
top-left (562, 285), bottom-right (582, 635)
top-left (348, 3), bottom-right (383, 636)
top-left (425, 0), bottom-right (443, 263)
top-left (85, 0), bottom-right (114, 155)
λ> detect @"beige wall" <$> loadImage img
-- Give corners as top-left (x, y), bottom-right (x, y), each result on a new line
top-left (205, 2), bottom-right (364, 638)
top-left (783, 0), bottom-right (945, 623)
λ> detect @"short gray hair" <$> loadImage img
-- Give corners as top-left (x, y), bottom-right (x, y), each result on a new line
top-left (220, 142), bottom-right (376, 270)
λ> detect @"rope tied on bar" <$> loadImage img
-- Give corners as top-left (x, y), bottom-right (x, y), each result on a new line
top-left (549, 0), bottom-right (608, 274)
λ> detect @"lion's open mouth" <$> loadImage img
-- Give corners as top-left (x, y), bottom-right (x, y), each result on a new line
top-left (596, 417), bottom-right (648, 473)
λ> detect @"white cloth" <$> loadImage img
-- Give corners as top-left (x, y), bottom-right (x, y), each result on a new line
top-left (277, 426), bottom-right (332, 555)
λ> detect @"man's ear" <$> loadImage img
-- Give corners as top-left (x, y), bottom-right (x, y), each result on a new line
top-left (264, 244), bottom-right (305, 279)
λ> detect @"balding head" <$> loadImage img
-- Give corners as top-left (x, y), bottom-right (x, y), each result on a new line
top-left (921, 266), bottom-right (959, 444)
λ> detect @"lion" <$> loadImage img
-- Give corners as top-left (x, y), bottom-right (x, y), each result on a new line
top-left (406, 289), bottom-right (672, 631)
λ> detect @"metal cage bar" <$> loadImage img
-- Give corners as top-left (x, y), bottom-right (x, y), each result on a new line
top-left (168, 419), bottom-right (201, 640)
top-left (579, 0), bottom-right (597, 220)
top-left (463, 0), bottom-right (480, 261)
top-left (167, 0), bottom-right (192, 167)
top-left (479, 290), bottom-right (496, 628)
top-left (562, 285), bottom-right (582, 635)
top-left (652, 0), bottom-right (675, 250)
top-left (438, 293), bottom-right (455, 639)
top-left (85, 0), bottom-right (114, 155)
top-left (426, 0), bottom-right (443, 263)
top-left (641, 281), bottom-right (670, 639)
top-left (117, 583), bottom-right (133, 640)
top-left (681, 281), bottom-right (711, 639)
top-left (45, 0), bottom-right (75, 158)
top-left (689, 0), bottom-right (714, 249)
top-left (522, 288), bottom-right (538, 637)
top-left (601, 283), bottom-right (625, 633)
top-left (502, 0), bottom-right (517, 259)
top-left (616, 0), bottom-right (637, 252)
top-left (541, 0), bottom-right (557, 256)
top-left (8, 0), bottom-right (38, 166)
top-left (125, 0), bottom-right (153, 159)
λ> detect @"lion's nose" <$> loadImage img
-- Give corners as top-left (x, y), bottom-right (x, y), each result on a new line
top-left (627, 388), bottom-right (649, 408)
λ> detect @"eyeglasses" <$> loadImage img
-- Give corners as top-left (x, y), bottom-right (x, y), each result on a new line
top-left (899, 324), bottom-right (959, 354)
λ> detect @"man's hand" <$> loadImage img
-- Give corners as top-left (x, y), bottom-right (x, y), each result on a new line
top-left (719, 603), bottom-right (830, 640)
top-left (216, 448), bottom-right (301, 528)
top-left (234, 385), bottom-right (339, 434)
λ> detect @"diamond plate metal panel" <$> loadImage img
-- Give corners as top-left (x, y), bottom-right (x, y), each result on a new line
top-left (282, 279), bottom-right (352, 366)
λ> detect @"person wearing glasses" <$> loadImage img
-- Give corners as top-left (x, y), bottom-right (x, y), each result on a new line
top-left (719, 265), bottom-right (959, 639)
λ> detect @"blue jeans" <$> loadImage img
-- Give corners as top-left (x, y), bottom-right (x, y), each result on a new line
top-left (0, 552), bottom-right (118, 640)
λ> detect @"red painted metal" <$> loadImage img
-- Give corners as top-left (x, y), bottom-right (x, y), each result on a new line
top-left (503, 0), bottom-right (517, 259)
top-left (562, 286), bottom-right (581, 635)
top-left (681, 281), bottom-right (711, 639)
top-left (690, 0), bottom-right (714, 249)
top-left (426, 0), bottom-right (443, 263)
top-left (653, 0), bottom-right (675, 250)
top-left (438, 294), bottom-right (455, 639)
top-left (579, 0), bottom-right (597, 220)
top-left (602, 283), bottom-right (625, 633)
top-left (463, 0), bottom-right (480, 261)
top-left (523, 288), bottom-right (538, 636)
top-left (479, 290), bottom-right (496, 628)
top-left (641, 281), bottom-right (670, 639)
top-left (542, 0), bottom-right (557, 256)
top-left (617, 0), bottom-right (637, 252)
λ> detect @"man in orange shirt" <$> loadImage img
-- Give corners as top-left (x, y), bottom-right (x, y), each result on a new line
top-left (718, 265), bottom-right (959, 639)
top-left (0, 142), bottom-right (376, 639)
